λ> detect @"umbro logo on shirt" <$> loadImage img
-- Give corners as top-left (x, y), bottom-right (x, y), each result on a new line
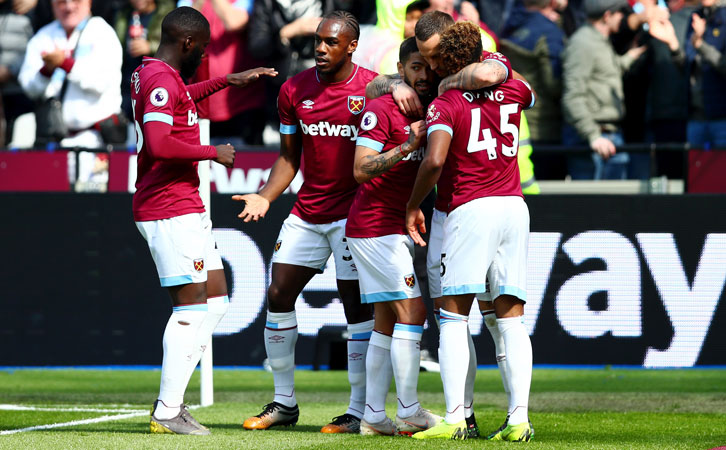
top-left (302, 99), bottom-right (314, 109)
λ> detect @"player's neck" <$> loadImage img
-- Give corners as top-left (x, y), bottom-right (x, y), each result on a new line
top-left (153, 48), bottom-right (182, 73)
top-left (317, 61), bottom-right (355, 84)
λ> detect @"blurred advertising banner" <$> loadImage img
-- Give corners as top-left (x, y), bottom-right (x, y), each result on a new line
top-left (108, 150), bottom-right (301, 194)
top-left (2, 193), bottom-right (725, 368)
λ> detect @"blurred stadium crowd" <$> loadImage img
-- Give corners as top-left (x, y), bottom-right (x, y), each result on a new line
top-left (0, 0), bottom-right (724, 181)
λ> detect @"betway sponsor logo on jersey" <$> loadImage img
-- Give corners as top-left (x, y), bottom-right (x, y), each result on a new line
top-left (299, 120), bottom-right (359, 141)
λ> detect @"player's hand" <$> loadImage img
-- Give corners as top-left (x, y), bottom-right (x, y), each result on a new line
top-left (392, 80), bottom-right (423, 118)
top-left (41, 48), bottom-right (66, 72)
top-left (590, 136), bottom-right (616, 159)
top-left (227, 67), bottom-right (278, 88)
top-left (232, 193), bottom-right (271, 222)
top-left (401, 120), bottom-right (426, 155)
top-left (406, 206), bottom-right (427, 247)
top-left (214, 143), bottom-right (235, 168)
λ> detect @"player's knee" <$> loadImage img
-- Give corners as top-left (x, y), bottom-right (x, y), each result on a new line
top-left (266, 284), bottom-right (295, 312)
top-left (268, 354), bottom-right (295, 372)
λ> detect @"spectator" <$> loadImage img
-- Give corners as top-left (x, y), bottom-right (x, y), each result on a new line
top-left (0, 0), bottom-right (34, 147)
top-left (501, 0), bottom-right (567, 144)
top-left (355, 0), bottom-right (430, 74)
top-left (19, 0), bottom-right (123, 148)
top-left (179, 0), bottom-right (266, 146)
top-left (428, 0), bottom-right (499, 50)
top-left (659, 0), bottom-right (726, 149)
top-left (28, 0), bottom-right (126, 31)
top-left (561, 0), bottom-right (648, 179)
top-left (114, 0), bottom-right (175, 120)
top-left (632, 0), bottom-right (695, 178)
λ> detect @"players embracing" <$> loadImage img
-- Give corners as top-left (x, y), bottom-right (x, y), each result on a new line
top-left (406, 21), bottom-right (535, 442)
top-left (346, 37), bottom-right (441, 436)
top-left (234, 11), bottom-right (376, 434)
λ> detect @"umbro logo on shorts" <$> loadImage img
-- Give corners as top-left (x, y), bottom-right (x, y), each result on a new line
top-left (193, 258), bottom-right (204, 272)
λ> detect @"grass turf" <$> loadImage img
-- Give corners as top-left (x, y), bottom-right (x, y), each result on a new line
top-left (0, 368), bottom-right (724, 449)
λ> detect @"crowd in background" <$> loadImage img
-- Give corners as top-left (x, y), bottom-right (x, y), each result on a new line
top-left (0, 0), bottom-right (724, 180)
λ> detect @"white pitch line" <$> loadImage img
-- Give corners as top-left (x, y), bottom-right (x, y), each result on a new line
top-left (0, 404), bottom-right (201, 436)
top-left (0, 411), bottom-right (148, 435)
top-left (0, 405), bottom-right (145, 413)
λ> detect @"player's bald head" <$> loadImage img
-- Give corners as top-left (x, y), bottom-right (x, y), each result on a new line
top-left (160, 6), bottom-right (210, 45)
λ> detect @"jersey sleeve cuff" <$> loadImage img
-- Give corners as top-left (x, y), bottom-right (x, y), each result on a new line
top-left (356, 137), bottom-right (385, 152)
top-left (428, 124), bottom-right (453, 137)
top-left (279, 123), bottom-right (297, 134)
top-left (490, 59), bottom-right (509, 82)
top-left (143, 112), bottom-right (174, 126)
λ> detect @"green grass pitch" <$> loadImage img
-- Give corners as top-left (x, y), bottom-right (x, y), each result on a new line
top-left (1, 368), bottom-right (725, 449)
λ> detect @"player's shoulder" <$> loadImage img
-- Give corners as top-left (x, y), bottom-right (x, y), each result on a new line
top-left (366, 94), bottom-right (397, 115)
top-left (357, 66), bottom-right (379, 83)
top-left (280, 67), bottom-right (316, 97)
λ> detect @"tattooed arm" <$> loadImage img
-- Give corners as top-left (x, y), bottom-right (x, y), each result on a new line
top-left (438, 59), bottom-right (508, 95)
top-left (366, 74), bottom-right (423, 117)
top-left (354, 120), bottom-right (426, 183)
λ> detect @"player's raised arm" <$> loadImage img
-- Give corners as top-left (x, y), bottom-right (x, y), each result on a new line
top-left (437, 58), bottom-right (508, 96)
top-left (187, 67), bottom-right (278, 102)
top-left (233, 132), bottom-right (301, 222)
top-left (366, 73), bottom-right (423, 117)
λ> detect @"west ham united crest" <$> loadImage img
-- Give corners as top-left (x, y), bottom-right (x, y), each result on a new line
top-left (404, 274), bottom-right (416, 287)
top-left (193, 258), bottom-right (204, 272)
top-left (347, 95), bottom-right (365, 114)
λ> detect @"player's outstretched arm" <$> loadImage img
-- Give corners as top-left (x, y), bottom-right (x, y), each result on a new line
top-left (226, 67), bottom-right (278, 88)
top-left (187, 68), bottom-right (277, 102)
top-left (405, 129), bottom-right (451, 246)
top-left (232, 132), bottom-right (301, 222)
top-left (354, 120), bottom-right (426, 183)
top-left (366, 74), bottom-right (423, 117)
top-left (438, 59), bottom-right (508, 96)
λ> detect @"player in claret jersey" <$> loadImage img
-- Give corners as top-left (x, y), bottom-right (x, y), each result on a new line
top-left (345, 37), bottom-right (441, 437)
top-left (406, 21), bottom-right (536, 442)
top-left (233, 11), bottom-right (377, 434)
top-left (366, 11), bottom-right (517, 440)
top-left (132, 7), bottom-right (276, 436)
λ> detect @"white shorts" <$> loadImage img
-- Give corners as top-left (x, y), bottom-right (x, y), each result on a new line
top-left (271, 214), bottom-right (357, 280)
top-left (348, 234), bottom-right (421, 303)
top-left (136, 211), bottom-right (223, 287)
top-left (441, 196), bottom-right (529, 302)
top-left (426, 208), bottom-right (446, 299)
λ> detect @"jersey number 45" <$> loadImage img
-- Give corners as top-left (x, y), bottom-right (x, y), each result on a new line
top-left (467, 104), bottom-right (519, 160)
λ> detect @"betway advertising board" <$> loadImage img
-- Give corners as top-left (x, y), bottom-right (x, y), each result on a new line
top-left (3, 194), bottom-right (724, 367)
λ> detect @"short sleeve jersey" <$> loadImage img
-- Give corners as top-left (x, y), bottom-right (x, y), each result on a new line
top-left (346, 95), bottom-right (427, 238)
top-left (278, 64), bottom-right (378, 224)
top-left (426, 78), bottom-right (535, 213)
top-left (434, 51), bottom-right (514, 212)
top-left (131, 57), bottom-right (205, 221)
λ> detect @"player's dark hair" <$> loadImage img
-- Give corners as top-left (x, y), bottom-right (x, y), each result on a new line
top-left (322, 10), bottom-right (360, 41)
top-left (399, 37), bottom-right (420, 65)
top-left (406, 0), bottom-right (430, 15)
top-left (414, 11), bottom-right (454, 41)
top-left (523, 0), bottom-right (550, 8)
top-left (160, 6), bottom-right (210, 45)
top-left (439, 21), bottom-right (482, 75)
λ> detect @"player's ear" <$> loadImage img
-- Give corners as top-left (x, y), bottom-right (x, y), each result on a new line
top-left (348, 39), bottom-right (358, 56)
top-left (397, 61), bottom-right (405, 78)
top-left (183, 36), bottom-right (193, 52)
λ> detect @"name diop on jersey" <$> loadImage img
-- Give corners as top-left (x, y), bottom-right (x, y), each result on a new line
top-left (299, 120), bottom-right (359, 141)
